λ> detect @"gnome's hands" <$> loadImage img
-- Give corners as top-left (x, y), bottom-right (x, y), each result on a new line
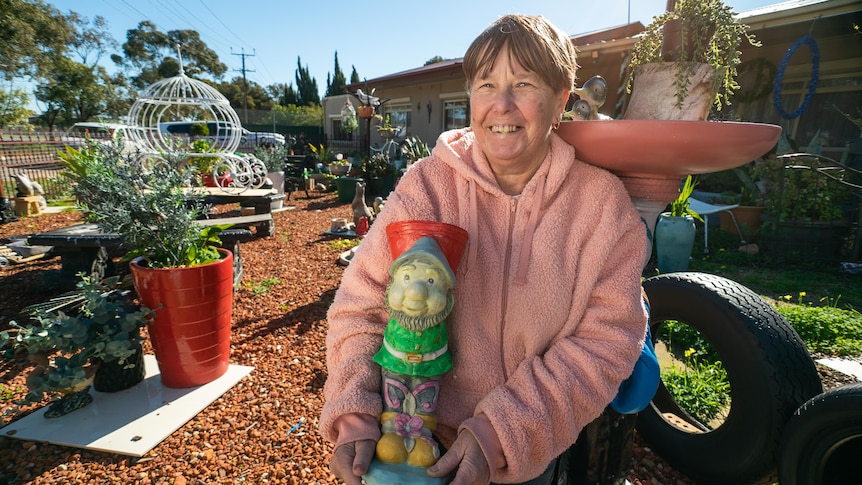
top-left (330, 439), bottom-right (376, 485)
top-left (427, 430), bottom-right (491, 485)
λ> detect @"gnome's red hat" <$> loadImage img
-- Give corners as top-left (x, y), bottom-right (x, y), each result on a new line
top-left (386, 220), bottom-right (469, 272)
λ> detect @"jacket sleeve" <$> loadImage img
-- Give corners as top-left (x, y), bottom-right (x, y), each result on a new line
top-left (463, 193), bottom-right (649, 482)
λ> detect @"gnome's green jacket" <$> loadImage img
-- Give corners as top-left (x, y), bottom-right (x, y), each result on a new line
top-left (373, 317), bottom-right (453, 376)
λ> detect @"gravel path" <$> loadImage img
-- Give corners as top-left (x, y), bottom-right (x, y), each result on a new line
top-left (1, 192), bottom-right (856, 484)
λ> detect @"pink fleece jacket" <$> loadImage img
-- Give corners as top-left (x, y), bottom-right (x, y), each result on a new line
top-left (320, 128), bottom-right (649, 483)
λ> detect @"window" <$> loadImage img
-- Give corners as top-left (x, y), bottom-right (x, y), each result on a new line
top-left (384, 103), bottom-right (411, 133)
top-left (444, 100), bottom-right (468, 130)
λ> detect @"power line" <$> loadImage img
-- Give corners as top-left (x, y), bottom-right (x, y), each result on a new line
top-left (232, 48), bottom-right (255, 124)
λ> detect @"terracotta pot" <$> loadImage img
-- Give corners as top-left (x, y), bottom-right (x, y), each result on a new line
top-left (130, 249), bottom-right (234, 388)
top-left (719, 206), bottom-right (765, 241)
top-left (357, 105), bottom-right (376, 119)
top-left (386, 220), bottom-right (469, 270)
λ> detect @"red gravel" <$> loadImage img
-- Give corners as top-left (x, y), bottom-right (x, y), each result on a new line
top-left (0, 192), bottom-right (855, 484)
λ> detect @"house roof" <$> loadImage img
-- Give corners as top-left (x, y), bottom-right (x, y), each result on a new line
top-left (347, 22), bottom-right (647, 90)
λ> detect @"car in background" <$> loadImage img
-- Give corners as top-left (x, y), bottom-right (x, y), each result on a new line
top-left (64, 122), bottom-right (146, 154)
top-left (158, 121), bottom-right (285, 148)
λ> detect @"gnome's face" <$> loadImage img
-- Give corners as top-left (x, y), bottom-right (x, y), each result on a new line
top-left (387, 259), bottom-right (451, 320)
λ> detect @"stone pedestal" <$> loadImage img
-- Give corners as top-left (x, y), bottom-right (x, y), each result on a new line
top-left (14, 196), bottom-right (42, 216)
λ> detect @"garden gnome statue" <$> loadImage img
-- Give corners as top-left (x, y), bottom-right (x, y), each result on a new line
top-left (363, 225), bottom-right (467, 485)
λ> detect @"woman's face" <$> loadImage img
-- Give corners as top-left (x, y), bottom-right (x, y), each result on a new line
top-left (469, 48), bottom-right (569, 175)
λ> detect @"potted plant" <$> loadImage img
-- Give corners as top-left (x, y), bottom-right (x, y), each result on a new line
top-left (624, 0), bottom-right (760, 120)
top-left (59, 141), bottom-right (235, 388)
top-left (752, 152), bottom-right (855, 259)
top-left (255, 144), bottom-right (290, 208)
top-left (362, 152), bottom-right (399, 198)
top-left (376, 115), bottom-right (397, 139)
top-left (656, 175), bottom-right (703, 272)
top-left (400, 136), bottom-right (430, 167)
top-left (0, 274), bottom-right (153, 417)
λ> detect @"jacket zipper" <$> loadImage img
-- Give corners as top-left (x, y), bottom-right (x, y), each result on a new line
top-left (499, 197), bottom-right (517, 379)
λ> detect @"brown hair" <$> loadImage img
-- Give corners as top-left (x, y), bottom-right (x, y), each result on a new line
top-left (463, 14), bottom-right (578, 94)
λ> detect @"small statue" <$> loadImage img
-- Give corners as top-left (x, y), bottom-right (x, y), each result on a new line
top-left (352, 181), bottom-right (374, 229)
top-left (364, 235), bottom-right (459, 485)
top-left (572, 75), bottom-right (613, 120)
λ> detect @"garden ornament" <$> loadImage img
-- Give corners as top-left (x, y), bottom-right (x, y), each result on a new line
top-left (572, 75), bottom-right (613, 120)
top-left (363, 235), bottom-right (461, 485)
top-left (351, 181), bottom-right (374, 229)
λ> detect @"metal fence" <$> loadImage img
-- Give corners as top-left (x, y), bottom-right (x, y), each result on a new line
top-left (0, 129), bottom-right (102, 200)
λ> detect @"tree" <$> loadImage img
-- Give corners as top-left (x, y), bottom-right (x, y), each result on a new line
top-left (216, 77), bottom-right (274, 112)
top-left (295, 57), bottom-right (320, 106)
top-left (113, 21), bottom-right (227, 89)
top-left (0, 86), bottom-right (33, 127)
top-left (0, 0), bottom-right (73, 80)
top-left (34, 57), bottom-right (111, 127)
top-left (325, 51), bottom-right (347, 97)
top-left (424, 55), bottom-right (447, 65)
top-left (350, 66), bottom-right (361, 84)
top-left (267, 83), bottom-right (299, 107)
top-left (67, 12), bottom-right (118, 68)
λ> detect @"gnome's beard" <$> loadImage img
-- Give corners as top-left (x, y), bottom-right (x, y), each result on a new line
top-left (386, 288), bottom-right (455, 332)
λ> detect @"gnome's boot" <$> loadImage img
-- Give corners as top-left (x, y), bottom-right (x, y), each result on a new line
top-left (376, 412), bottom-right (408, 464)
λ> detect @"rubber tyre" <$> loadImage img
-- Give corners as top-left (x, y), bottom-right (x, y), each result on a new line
top-left (639, 272), bottom-right (822, 484)
top-left (778, 383), bottom-right (862, 484)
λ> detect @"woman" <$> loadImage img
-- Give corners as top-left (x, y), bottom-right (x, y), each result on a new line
top-left (320, 14), bottom-right (649, 485)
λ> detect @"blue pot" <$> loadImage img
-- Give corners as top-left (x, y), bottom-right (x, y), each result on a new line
top-left (656, 213), bottom-right (695, 272)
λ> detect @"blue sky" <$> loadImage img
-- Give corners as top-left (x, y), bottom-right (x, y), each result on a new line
top-left (45, 0), bottom-right (780, 100)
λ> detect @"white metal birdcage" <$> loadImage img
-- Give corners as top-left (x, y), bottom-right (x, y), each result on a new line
top-left (127, 50), bottom-right (243, 156)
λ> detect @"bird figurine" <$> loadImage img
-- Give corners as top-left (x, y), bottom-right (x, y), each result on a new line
top-left (355, 88), bottom-right (381, 107)
top-left (572, 75), bottom-right (613, 120)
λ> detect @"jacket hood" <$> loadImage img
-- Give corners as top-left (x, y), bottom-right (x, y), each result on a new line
top-left (431, 128), bottom-right (580, 281)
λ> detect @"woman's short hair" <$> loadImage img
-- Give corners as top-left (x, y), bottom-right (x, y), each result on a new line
top-left (463, 14), bottom-right (578, 94)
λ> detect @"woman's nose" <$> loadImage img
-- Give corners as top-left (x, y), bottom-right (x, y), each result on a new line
top-left (492, 89), bottom-right (516, 112)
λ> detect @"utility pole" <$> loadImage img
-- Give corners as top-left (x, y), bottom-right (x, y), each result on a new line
top-left (231, 48), bottom-right (256, 124)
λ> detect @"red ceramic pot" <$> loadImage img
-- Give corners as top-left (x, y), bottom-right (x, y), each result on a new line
top-left (130, 249), bottom-right (234, 388)
top-left (386, 220), bottom-right (469, 271)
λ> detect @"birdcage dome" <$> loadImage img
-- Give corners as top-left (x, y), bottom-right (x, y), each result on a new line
top-left (127, 68), bottom-right (243, 155)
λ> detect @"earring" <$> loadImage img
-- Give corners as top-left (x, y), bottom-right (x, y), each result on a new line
top-left (553, 115), bottom-right (562, 130)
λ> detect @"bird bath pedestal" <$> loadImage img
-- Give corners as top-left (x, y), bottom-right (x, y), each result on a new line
top-left (555, 120), bottom-right (782, 241)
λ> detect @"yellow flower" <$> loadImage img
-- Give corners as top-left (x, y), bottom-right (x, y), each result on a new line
top-left (799, 292), bottom-right (807, 297)
top-left (685, 348), bottom-right (696, 358)
top-left (783, 295), bottom-right (792, 301)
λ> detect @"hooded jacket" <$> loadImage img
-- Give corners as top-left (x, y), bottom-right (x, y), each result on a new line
top-left (320, 128), bottom-right (649, 482)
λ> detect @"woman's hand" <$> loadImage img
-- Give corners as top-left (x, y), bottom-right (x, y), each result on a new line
top-left (427, 431), bottom-right (491, 485)
top-left (329, 439), bottom-right (376, 485)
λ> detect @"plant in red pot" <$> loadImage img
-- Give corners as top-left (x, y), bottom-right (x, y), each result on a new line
top-left (62, 141), bottom-right (234, 388)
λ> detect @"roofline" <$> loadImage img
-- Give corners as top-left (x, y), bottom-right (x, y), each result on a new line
top-left (738, 0), bottom-right (861, 30)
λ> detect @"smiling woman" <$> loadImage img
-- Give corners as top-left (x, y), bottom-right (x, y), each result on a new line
top-left (321, 13), bottom-right (650, 485)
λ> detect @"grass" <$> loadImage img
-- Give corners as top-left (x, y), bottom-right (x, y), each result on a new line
top-left (656, 227), bottom-right (861, 420)
top-left (242, 277), bottom-right (282, 295)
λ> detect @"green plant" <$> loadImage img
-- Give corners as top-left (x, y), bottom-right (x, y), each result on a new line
top-left (400, 136), bottom-right (431, 162)
top-left (661, 347), bottom-right (731, 424)
top-left (329, 239), bottom-right (361, 251)
top-left (626, 0), bottom-right (760, 110)
top-left (775, 293), bottom-right (862, 356)
top-left (669, 175), bottom-right (704, 221)
top-left (190, 138), bottom-right (220, 175)
top-left (309, 143), bottom-right (337, 166)
top-left (254, 145), bottom-right (290, 173)
top-left (59, 141), bottom-right (231, 268)
top-left (751, 154), bottom-right (853, 223)
top-left (362, 153), bottom-right (398, 179)
top-left (243, 277), bottom-right (282, 295)
top-left (0, 274), bottom-right (153, 405)
top-left (376, 115), bottom-right (396, 136)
